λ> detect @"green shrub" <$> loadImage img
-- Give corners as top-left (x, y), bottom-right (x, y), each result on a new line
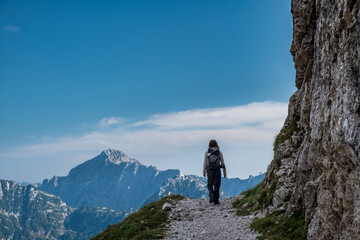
top-left (232, 179), bottom-right (277, 216)
top-left (273, 117), bottom-right (300, 152)
top-left (251, 209), bottom-right (307, 240)
top-left (91, 195), bottom-right (184, 240)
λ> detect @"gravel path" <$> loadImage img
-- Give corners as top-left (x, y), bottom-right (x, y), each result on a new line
top-left (164, 197), bottom-right (259, 240)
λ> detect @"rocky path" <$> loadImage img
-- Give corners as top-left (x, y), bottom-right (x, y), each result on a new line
top-left (164, 197), bottom-right (259, 240)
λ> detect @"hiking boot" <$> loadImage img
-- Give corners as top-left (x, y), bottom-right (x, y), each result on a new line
top-left (209, 193), bottom-right (214, 203)
top-left (214, 200), bottom-right (220, 205)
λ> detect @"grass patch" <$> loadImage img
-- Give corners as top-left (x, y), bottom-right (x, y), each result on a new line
top-left (91, 195), bottom-right (184, 240)
top-left (232, 179), bottom-right (277, 216)
top-left (251, 209), bottom-right (307, 240)
top-left (273, 116), bottom-right (300, 152)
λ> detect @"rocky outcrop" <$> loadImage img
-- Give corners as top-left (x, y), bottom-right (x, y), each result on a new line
top-left (265, 0), bottom-right (360, 239)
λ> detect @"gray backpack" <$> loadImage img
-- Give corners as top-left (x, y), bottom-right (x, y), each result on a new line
top-left (207, 149), bottom-right (221, 170)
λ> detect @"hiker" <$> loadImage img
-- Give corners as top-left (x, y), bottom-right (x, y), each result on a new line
top-left (203, 139), bottom-right (226, 204)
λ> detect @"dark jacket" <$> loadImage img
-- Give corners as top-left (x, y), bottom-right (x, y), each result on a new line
top-left (203, 147), bottom-right (226, 178)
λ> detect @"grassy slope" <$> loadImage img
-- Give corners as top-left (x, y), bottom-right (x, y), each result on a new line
top-left (91, 195), bottom-right (184, 240)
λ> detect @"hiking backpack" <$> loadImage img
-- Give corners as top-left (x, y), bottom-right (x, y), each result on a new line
top-left (207, 149), bottom-right (221, 170)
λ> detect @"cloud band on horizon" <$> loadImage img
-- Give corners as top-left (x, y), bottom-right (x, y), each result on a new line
top-left (1, 101), bottom-right (287, 157)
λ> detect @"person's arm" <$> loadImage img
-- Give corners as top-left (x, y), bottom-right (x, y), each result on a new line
top-left (220, 152), bottom-right (226, 178)
top-left (203, 152), bottom-right (208, 177)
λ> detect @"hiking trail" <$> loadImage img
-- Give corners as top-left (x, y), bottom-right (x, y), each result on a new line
top-left (164, 196), bottom-right (259, 240)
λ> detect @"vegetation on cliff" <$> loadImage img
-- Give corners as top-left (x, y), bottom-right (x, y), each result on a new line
top-left (233, 114), bottom-right (307, 239)
top-left (251, 209), bottom-right (307, 240)
top-left (273, 116), bottom-right (300, 152)
top-left (233, 179), bottom-right (307, 240)
top-left (232, 179), bottom-right (277, 216)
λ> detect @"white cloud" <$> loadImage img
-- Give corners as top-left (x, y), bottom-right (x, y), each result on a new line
top-left (4, 25), bottom-right (20, 33)
top-left (0, 101), bottom-right (288, 181)
top-left (99, 117), bottom-right (124, 128)
top-left (133, 102), bottom-right (287, 130)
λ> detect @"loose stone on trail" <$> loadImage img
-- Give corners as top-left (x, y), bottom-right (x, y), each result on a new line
top-left (164, 196), bottom-right (258, 240)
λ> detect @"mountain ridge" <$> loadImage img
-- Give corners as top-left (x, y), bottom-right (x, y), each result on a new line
top-left (38, 149), bottom-right (264, 212)
top-left (39, 149), bottom-right (180, 211)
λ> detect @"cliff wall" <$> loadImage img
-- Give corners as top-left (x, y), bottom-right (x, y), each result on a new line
top-left (266, 0), bottom-right (360, 239)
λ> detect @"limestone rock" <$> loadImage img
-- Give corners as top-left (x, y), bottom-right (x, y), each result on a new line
top-left (162, 202), bottom-right (172, 211)
top-left (265, 0), bottom-right (360, 239)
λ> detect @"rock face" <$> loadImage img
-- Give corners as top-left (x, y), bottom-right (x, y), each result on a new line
top-left (265, 1), bottom-right (360, 239)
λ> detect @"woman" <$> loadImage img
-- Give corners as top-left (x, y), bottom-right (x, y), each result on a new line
top-left (203, 139), bottom-right (226, 204)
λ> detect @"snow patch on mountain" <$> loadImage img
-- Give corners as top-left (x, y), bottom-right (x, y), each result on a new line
top-left (103, 149), bottom-right (139, 165)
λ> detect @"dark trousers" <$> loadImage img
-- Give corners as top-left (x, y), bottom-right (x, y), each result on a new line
top-left (207, 169), bottom-right (221, 202)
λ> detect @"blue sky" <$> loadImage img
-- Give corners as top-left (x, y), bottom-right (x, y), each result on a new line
top-left (0, 0), bottom-right (295, 182)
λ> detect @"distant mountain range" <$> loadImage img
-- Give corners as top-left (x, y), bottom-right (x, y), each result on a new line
top-left (0, 180), bottom-right (126, 240)
top-left (221, 174), bottom-right (265, 196)
top-left (38, 149), bottom-right (264, 211)
top-left (1, 149), bottom-right (264, 239)
top-left (38, 149), bottom-right (181, 211)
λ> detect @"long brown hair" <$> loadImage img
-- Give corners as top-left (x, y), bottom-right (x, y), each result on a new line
top-left (208, 139), bottom-right (219, 149)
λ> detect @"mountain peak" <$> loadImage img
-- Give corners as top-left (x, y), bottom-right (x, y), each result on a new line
top-left (102, 149), bottom-right (139, 165)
